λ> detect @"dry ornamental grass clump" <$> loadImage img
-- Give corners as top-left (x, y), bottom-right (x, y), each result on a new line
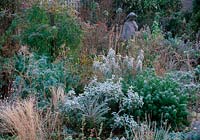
top-left (0, 98), bottom-right (44, 140)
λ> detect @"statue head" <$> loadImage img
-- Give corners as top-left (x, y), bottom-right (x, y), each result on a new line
top-left (126, 12), bottom-right (137, 21)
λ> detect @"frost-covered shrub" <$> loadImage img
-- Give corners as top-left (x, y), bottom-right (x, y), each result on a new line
top-left (168, 132), bottom-right (187, 140)
top-left (83, 77), bottom-right (123, 102)
top-left (166, 70), bottom-right (200, 112)
top-left (13, 54), bottom-right (80, 108)
top-left (83, 77), bottom-right (143, 113)
top-left (93, 48), bottom-right (121, 78)
top-left (93, 48), bottom-right (144, 78)
top-left (64, 94), bottom-right (110, 128)
top-left (112, 112), bottom-right (176, 140)
top-left (64, 77), bottom-right (143, 132)
top-left (122, 86), bottom-right (143, 112)
top-left (123, 69), bottom-right (189, 129)
top-left (112, 113), bottom-right (138, 139)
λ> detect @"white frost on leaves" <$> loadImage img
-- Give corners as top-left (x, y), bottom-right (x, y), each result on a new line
top-left (64, 77), bottom-right (143, 113)
top-left (127, 57), bottom-right (134, 69)
top-left (136, 49), bottom-right (144, 72)
top-left (93, 48), bottom-right (144, 77)
top-left (123, 86), bottom-right (144, 108)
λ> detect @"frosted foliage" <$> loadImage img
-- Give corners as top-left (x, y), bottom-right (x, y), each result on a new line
top-left (128, 57), bottom-right (134, 68)
top-left (84, 77), bottom-right (123, 101)
top-left (65, 96), bottom-right (80, 112)
top-left (136, 60), bottom-right (142, 72)
top-left (122, 86), bottom-right (144, 109)
top-left (113, 113), bottom-right (138, 128)
top-left (68, 89), bottom-right (76, 96)
top-left (124, 56), bottom-right (135, 70)
top-left (136, 49), bottom-right (144, 72)
top-left (137, 49), bottom-right (144, 61)
top-left (167, 71), bottom-right (200, 92)
top-left (107, 48), bottom-right (116, 60)
top-left (64, 77), bottom-right (143, 113)
top-left (123, 55), bottom-right (129, 68)
top-left (64, 77), bottom-right (124, 111)
top-left (93, 60), bottom-right (102, 71)
top-left (93, 48), bottom-right (144, 77)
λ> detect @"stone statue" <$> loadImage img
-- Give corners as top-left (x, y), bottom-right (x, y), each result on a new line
top-left (119, 12), bottom-right (138, 56)
top-left (121, 12), bottom-right (138, 41)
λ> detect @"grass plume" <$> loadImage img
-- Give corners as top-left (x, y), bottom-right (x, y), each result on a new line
top-left (0, 98), bottom-right (44, 140)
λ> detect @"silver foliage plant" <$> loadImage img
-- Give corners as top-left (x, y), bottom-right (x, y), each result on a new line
top-left (64, 76), bottom-right (143, 127)
top-left (112, 113), bottom-right (138, 139)
top-left (93, 48), bottom-right (144, 78)
top-left (83, 76), bottom-right (123, 102)
top-left (122, 86), bottom-right (144, 110)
